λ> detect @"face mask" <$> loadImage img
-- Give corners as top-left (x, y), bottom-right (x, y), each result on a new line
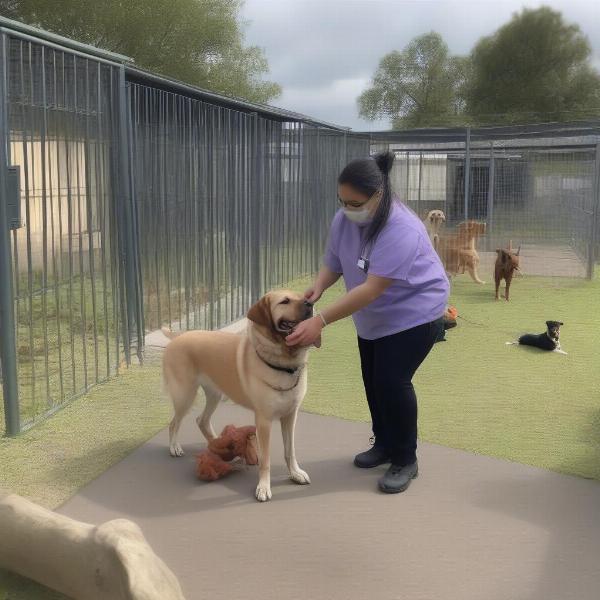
top-left (340, 189), bottom-right (380, 225)
top-left (343, 208), bottom-right (372, 224)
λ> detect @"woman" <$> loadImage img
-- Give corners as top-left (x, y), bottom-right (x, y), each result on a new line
top-left (285, 152), bottom-right (449, 494)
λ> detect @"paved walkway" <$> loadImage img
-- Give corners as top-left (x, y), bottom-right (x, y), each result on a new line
top-left (477, 244), bottom-right (586, 279)
top-left (58, 403), bottom-right (600, 600)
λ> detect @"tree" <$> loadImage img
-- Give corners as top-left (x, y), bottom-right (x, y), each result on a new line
top-left (0, 0), bottom-right (281, 104)
top-left (466, 7), bottom-right (600, 124)
top-left (358, 32), bottom-right (468, 129)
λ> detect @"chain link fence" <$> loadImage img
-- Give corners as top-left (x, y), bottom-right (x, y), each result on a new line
top-left (370, 124), bottom-right (600, 279)
top-left (129, 86), bottom-right (368, 334)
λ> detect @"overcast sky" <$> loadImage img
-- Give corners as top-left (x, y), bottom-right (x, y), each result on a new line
top-left (241, 0), bottom-right (600, 131)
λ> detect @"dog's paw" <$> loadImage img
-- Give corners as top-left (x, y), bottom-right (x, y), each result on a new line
top-left (169, 444), bottom-right (184, 457)
top-left (289, 468), bottom-right (311, 485)
top-left (255, 483), bottom-right (272, 502)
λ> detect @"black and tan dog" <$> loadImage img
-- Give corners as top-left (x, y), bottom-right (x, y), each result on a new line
top-left (506, 321), bottom-right (566, 355)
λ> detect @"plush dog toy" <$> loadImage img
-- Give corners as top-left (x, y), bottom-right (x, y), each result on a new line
top-left (196, 425), bottom-right (258, 481)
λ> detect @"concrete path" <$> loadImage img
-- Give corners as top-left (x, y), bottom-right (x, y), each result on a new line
top-left (58, 404), bottom-right (600, 600)
top-left (477, 244), bottom-right (586, 279)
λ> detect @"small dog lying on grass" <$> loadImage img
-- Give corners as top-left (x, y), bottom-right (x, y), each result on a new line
top-left (506, 321), bottom-right (566, 355)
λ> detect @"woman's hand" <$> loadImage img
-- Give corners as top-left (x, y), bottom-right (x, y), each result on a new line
top-left (304, 285), bottom-right (323, 304)
top-left (285, 316), bottom-right (323, 347)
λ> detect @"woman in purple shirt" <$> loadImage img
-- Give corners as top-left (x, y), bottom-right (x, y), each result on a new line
top-left (286, 152), bottom-right (449, 494)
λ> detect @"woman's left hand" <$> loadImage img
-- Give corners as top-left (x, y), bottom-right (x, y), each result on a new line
top-left (285, 316), bottom-right (323, 347)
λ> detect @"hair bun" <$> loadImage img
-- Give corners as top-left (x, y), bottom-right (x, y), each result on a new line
top-left (374, 151), bottom-right (395, 176)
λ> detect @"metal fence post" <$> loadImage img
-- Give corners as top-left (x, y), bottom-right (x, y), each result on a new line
top-left (417, 151), bottom-right (423, 217)
top-left (249, 112), bottom-right (261, 304)
top-left (464, 127), bottom-right (471, 221)
top-left (587, 142), bottom-right (600, 279)
top-left (126, 83), bottom-right (145, 350)
top-left (0, 32), bottom-right (20, 435)
top-left (116, 66), bottom-right (142, 363)
top-left (487, 142), bottom-right (495, 251)
top-left (405, 151), bottom-right (410, 204)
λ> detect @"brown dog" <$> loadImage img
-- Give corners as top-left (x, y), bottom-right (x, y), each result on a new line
top-left (162, 290), bottom-right (317, 502)
top-left (438, 220), bottom-right (486, 284)
top-left (457, 221), bottom-right (486, 284)
top-left (494, 242), bottom-right (521, 301)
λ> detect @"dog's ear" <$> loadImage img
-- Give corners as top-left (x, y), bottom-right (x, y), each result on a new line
top-left (247, 296), bottom-right (274, 329)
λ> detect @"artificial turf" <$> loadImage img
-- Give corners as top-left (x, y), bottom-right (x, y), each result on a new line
top-left (1, 272), bottom-right (598, 599)
top-left (303, 273), bottom-right (600, 481)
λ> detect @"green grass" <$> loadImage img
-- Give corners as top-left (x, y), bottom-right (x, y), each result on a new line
top-left (303, 273), bottom-right (600, 480)
top-left (0, 272), bottom-right (121, 432)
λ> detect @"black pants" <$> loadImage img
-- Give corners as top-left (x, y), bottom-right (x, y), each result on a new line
top-left (357, 318), bottom-right (443, 466)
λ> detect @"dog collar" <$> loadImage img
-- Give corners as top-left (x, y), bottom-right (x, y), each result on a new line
top-left (250, 328), bottom-right (304, 375)
top-left (263, 360), bottom-right (299, 375)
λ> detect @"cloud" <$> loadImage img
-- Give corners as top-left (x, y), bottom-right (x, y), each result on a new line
top-left (242, 0), bottom-right (600, 130)
top-left (278, 77), bottom-right (390, 130)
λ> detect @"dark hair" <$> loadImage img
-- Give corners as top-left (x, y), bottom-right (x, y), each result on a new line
top-left (338, 151), bottom-right (395, 247)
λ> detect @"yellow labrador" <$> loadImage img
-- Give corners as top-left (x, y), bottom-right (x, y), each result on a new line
top-left (423, 209), bottom-right (446, 251)
top-left (162, 290), bottom-right (318, 502)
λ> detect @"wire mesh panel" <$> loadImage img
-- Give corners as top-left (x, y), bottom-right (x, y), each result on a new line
top-left (1, 36), bottom-right (126, 431)
top-left (380, 126), bottom-right (600, 279)
top-left (130, 83), bottom-right (369, 334)
top-left (130, 85), bottom-right (257, 332)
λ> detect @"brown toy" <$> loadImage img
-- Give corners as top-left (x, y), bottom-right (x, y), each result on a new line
top-left (196, 451), bottom-right (236, 481)
top-left (195, 425), bottom-right (258, 482)
top-left (494, 241), bottom-right (521, 301)
top-left (207, 424), bottom-right (258, 465)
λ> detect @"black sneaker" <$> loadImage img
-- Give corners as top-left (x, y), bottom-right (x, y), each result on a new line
top-left (378, 461), bottom-right (418, 493)
top-left (353, 440), bottom-right (390, 468)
